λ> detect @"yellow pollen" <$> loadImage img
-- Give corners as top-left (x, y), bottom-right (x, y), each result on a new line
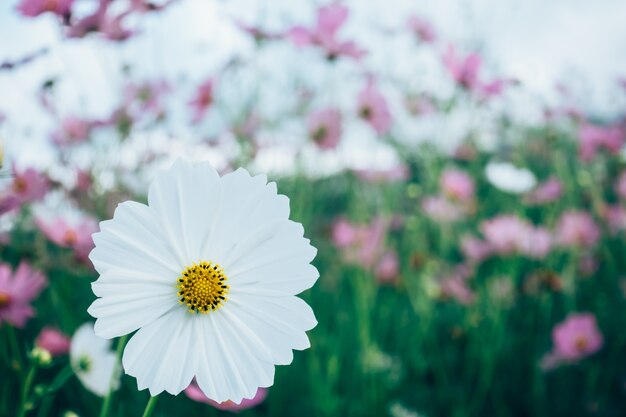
top-left (176, 261), bottom-right (229, 314)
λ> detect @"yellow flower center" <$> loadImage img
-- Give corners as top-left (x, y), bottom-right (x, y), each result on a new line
top-left (176, 261), bottom-right (229, 314)
top-left (0, 292), bottom-right (11, 308)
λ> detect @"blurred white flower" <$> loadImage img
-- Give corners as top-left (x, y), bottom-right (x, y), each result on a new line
top-left (88, 159), bottom-right (318, 404)
top-left (70, 323), bottom-right (120, 397)
top-left (485, 161), bottom-right (537, 194)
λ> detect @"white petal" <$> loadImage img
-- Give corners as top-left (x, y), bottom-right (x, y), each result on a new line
top-left (122, 308), bottom-right (199, 396)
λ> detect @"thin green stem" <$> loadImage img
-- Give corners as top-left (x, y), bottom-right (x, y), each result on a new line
top-left (36, 365), bottom-right (75, 417)
top-left (141, 396), bottom-right (159, 417)
top-left (6, 325), bottom-right (23, 370)
top-left (17, 363), bottom-right (37, 417)
top-left (99, 334), bottom-right (129, 417)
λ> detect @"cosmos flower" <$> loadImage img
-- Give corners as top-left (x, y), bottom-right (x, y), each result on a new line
top-left (555, 210), bottom-right (601, 248)
top-left (36, 327), bottom-right (71, 356)
top-left (525, 176), bottom-right (563, 205)
top-left (578, 122), bottom-right (624, 162)
top-left (88, 160), bottom-right (318, 403)
top-left (70, 323), bottom-right (120, 397)
top-left (485, 161), bottom-right (537, 194)
top-left (552, 313), bottom-right (603, 362)
top-left (357, 81), bottom-right (392, 135)
top-left (421, 195), bottom-right (465, 223)
top-left (51, 117), bottom-right (93, 146)
top-left (440, 168), bottom-right (474, 202)
top-left (0, 262), bottom-right (47, 327)
top-left (35, 214), bottom-right (99, 260)
top-left (0, 165), bottom-right (50, 213)
top-left (308, 108), bottom-right (342, 150)
top-left (406, 15), bottom-right (436, 43)
top-left (17, 0), bottom-right (72, 17)
top-left (185, 380), bottom-right (268, 412)
top-left (189, 78), bottom-right (216, 123)
top-left (480, 215), bottom-right (551, 259)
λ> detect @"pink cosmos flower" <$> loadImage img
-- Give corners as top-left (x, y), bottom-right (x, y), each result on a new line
top-left (51, 117), bottom-right (92, 146)
top-left (308, 108), bottom-right (342, 150)
top-left (354, 165), bottom-right (408, 183)
top-left (357, 81), bottom-right (392, 135)
top-left (287, 3), bottom-right (365, 60)
top-left (439, 266), bottom-right (474, 305)
top-left (552, 313), bottom-right (603, 361)
top-left (460, 235), bottom-right (492, 263)
top-left (331, 218), bottom-right (359, 248)
top-left (406, 15), bottom-right (436, 43)
top-left (525, 176), bottom-right (563, 205)
top-left (189, 78), bottom-right (216, 123)
top-left (185, 380), bottom-right (267, 411)
top-left (615, 171), bottom-right (626, 200)
top-left (35, 215), bottom-right (99, 260)
top-left (422, 195), bottom-right (464, 223)
top-left (36, 327), bottom-right (71, 356)
top-left (17, 0), bottom-right (72, 17)
top-left (480, 215), bottom-right (551, 259)
top-left (12, 167), bottom-right (49, 203)
top-left (440, 168), bottom-right (474, 202)
top-left (555, 211), bottom-right (601, 248)
top-left (603, 205), bottom-right (626, 235)
top-left (374, 250), bottom-right (399, 284)
top-left (354, 217), bottom-right (387, 268)
top-left (442, 45), bottom-right (510, 97)
top-left (578, 122), bottom-right (624, 161)
top-left (0, 262), bottom-right (47, 328)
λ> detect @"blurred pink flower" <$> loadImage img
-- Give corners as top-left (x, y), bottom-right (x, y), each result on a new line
top-left (440, 266), bottom-right (474, 305)
top-left (440, 168), bottom-right (474, 202)
top-left (422, 195), bottom-right (464, 223)
top-left (481, 215), bottom-right (551, 259)
top-left (442, 45), bottom-right (481, 91)
top-left (51, 117), bottom-right (92, 146)
top-left (331, 218), bottom-right (359, 248)
top-left (308, 108), bottom-right (342, 150)
top-left (36, 327), bottom-right (71, 356)
top-left (236, 21), bottom-right (279, 42)
top-left (525, 176), bottom-right (563, 205)
top-left (615, 171), bottom-right (626, 200)
top-left (287, 3), bottom-right (365, 60)
top-left (578, 122), bottom-right (624, 161)
top-left (13, 166), bottom-right (49, 201)
top-left (356, 218), bottom-right (387, 267)
top-left (354, 165), bottom-right (408, 183)
top-left (189, 78), bottom-right (216, 123)
top-left (75, 169), bottom-right (93, 193)
top-left (555, 211), bottom-right (601, 248)
top-left (185, 380), bottom-right (267, 411)
top-left (375, 250), bottom-right (399, 284)
top-left (603, 205), bottom-right (626, 235)
top-left (0, 262), bottom-right (47, 328)
top-left (66, 0), bottom-right (133, 41)
top-left (406, 15), bottom-right (436, 43)
top-left (460, 235), bottom-right (492, 263)
top-left (357, 81), bottom-right (392, 135)
top-left (36, 215), bottom-right (99, 260)
top-left (552, 313), bottom-right (603, 361)
top-left (17, 0), bottom-right (72, 17)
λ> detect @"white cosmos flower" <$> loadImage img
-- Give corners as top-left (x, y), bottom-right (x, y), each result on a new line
top-left (70, 323), bottom-right (120, 397)
top-left (87, 159), bottom-right (319, 404)
top-left (485, 161), bottom-right (537, 194)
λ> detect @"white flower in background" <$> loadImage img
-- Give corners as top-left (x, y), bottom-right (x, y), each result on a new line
top-left (70, 323), bottom-right (120, 397)
top-left (88, 160), bottom-right (318, 404)
top-left (485, 161), bottom-right (537, 194)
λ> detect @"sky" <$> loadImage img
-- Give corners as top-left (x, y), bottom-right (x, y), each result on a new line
top-left (1, 0), bottom-right (626, 170)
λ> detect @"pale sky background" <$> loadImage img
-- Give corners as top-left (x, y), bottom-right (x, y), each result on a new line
top-left (1, 0), bottom-right (626, 172)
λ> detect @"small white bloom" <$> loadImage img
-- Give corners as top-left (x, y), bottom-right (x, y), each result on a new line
top-left (485, 161), bottom-right (537, 194)
top-left (70, 323), bottom-right (120, 397)
top-left (88, 160), bottom-right (318, 404)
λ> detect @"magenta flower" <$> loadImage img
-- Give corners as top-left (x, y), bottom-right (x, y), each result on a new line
top-left (35, 215), bottom-right (99, 260)
top-left (555, 211), bottom-right (601, 248)
top-left (331, 218), bottom-right (359, 248)
top-left (51, 116), bottom-right (92, 146)
top-left (36, 327), bottom-right (71, 356)
top-left (374, 250), bottom-right (399, 284)
top-left (308, 108), bottom-right (342, 150)
top-left (406, 15), bottom-right (436, 43)
top-left (14, 167), bottom-right (49, 202)
top-left (525, 176), bottom-right (563, 205)
top-left (17, 0), bottom-right (72, 17)
top-left (422, 195), bottom-right (464, 223)
top-left (287, 3), bottom-right (365, 60)
top-left (603, 205), bottom-right (626, 235)
top-left (552, 313), bottom-right (603, 362)
top-left (185, 380), bottom-right (267, 411)
top-left (354, 164), bottom-right (408, 183)
top-left (440, 168), bottom-right (474, 202)
top-left (189, 78), bottom-right (216, 123)
top-left (0, 262), bottom-right (47, 328)
top-left (578, 122), bottom-right (624, 161)
top-left (439, 266), bottom-right (474, 305)
top-left (460, 235), bottom-right (492, 264)
top-left (615, 171), bottom-right (626, 200)
top-left (442, 45), bottom-right (481, 91)
top-left (480, 215), bottom-right (551, 259)
top-left (357, 81), bottom-right (392, 135)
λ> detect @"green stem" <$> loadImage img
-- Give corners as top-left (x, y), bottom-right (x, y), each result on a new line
top-left (141, 396), bottom-right (159, 417)
top-left (99, 334), bottom-right (129, 417)
top-left (6, 325), bottom-right (23, 370)
top-left (36, 365), bottom-right (74, 417)
top-left (17, 364), bottom-right (37, 417)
